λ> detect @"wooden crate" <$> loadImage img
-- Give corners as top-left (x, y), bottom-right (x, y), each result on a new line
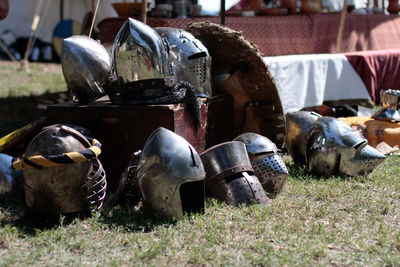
top-left (46, 95), bottom-right (233, 191)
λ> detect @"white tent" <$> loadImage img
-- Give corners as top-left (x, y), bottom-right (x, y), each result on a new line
top-left (0, 0), bottom-right (120, 43)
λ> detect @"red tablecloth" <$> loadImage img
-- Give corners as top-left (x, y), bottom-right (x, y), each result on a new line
top-left (97, 14), bottom-right (400, 56)
top-left (344, 49), bottom-right (400, 104)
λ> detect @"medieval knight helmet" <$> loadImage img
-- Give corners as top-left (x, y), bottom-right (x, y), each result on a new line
top-left (13, 124), bottom-right (107, 215)
top-left (285, 111), bottom-right (321, 165)
top-left (306, 117), bottom-right (386, 177)
top-left (136, 127), bottom-right (205, 220)
top-left (234, 133), bottom-right (288, 198)
top-left (200, 141), bottom-right (269, 206)
top-left (61, 35), bottom-right (112, 104)
top-left (155, 27), bottom-right (212, 97)
top-left (112, 18), bottom-right (173, 101)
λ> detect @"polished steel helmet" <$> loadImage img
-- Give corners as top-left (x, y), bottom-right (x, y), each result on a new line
top-left (285, 111), bottom-right (321, 165)
top-left (155, 27), bottom-right (212, 97)
top-left (61, 35), bottom-right (112, 104)
top-left (234, 133), bottom-right (288, 198)
top-left (136, 127), bottom-right (205, 220)
top-left (15, 124), bottom-right (107, 215)
top-left (200, 141), bottom-right (269, 206)
top-left (306, 117), bottom-right (386, 177)
top-left (113, 18), bottom-right (172, 86)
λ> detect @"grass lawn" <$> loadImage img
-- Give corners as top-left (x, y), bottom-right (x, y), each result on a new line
top-left (1, 59), bottom-right (400, 266)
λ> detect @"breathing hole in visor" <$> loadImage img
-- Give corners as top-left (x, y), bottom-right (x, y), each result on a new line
top-left (188, 52), bottom-right (207, 60)
top-left (180, 180), bottom-right (205, 216)
top-left (353, 140), bottom-right (367, 150)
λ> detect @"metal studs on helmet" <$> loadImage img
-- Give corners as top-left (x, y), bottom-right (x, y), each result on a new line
top-left (14, 124), bottom-right (107, 215)
top-left (306, 117), bottom-right (386, 177)
top-left (155, 27), bottom-right (212, 97)
top-left (200, 141), bottom-right (269, 206)
top-left (136, 127), bottom-right (206, 220)
top-left (234, 133), bottom-right (288, 198)
top-left (61, 35), bottom-right (111, 104)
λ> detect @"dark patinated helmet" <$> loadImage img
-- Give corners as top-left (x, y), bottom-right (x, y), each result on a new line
top-left (136, 127), bottom-right (206, 220)
top-left (234, 133), bottom-right (288, 198)
top-left (13, 124), bottom-right (107, 215)
top-left (61, 35), bottom-right (112, 104)
top-left (200, 141), bottom-right (269, 206)
top-left (306, 117), bottom-right (386, 177)
top-left (155, 27), bottom-right (212, 97)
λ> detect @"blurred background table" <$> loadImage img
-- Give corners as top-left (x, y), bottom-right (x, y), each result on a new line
top-left (343, 49), bottom-right (400, 103)
top-left (98, 14), bottom-right (400, 56)
top-left (263, 53), bottom-right (371, 113)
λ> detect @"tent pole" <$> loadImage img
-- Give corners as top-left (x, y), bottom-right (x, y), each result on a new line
top-left (60, 0), bottom-right (64, 21)
top-left (221, 0), bottom-right (225, 25)
top-left (0, 39), bottom-right (17, 63)
top-left (89, 0), bottom-right (101, 38)
top-left (335, 0), bottom-right (347, 53)
top-left (141, 0), bottom-right (148, 24)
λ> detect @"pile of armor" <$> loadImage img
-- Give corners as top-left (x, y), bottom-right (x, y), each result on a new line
top-left (0, 18), bottom-right (289, 220)
top-left (0, 19), bottom-right (387, 222)
top-left (113, 127), bottom-right (289, 220)
top-left (61, 18), bottom-right (212, 126)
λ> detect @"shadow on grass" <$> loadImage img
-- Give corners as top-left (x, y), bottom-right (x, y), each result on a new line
top-left (0, 189), bottom-right (173, 236)
top-left (99, 204), bottom-right (175, 233)
top-left (284, 157), bottom-right (366, 182)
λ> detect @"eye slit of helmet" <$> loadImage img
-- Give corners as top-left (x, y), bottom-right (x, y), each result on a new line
top-left (224, 171), bottom-right (255, 184)
top-left (180, 180), bottom-right (205, 215)
top-left (333, 154), bottom-right (341, 174)
top-left (253, 151), bottom-right (274, 157)
top-left (188, 52), bottom-right (207, 60)
top-left (353, 140), bottom-right (367, 150)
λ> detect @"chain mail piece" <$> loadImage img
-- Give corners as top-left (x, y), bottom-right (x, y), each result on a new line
top-left (234, 133), bottom-right (288, 198)
top-left (136, 127), bottom-right (206, 220)
top-left (21, 124), bottom-right (107, 215)
top-left (306, 117), bottom-right (386, 177)
top-left (61, 35), bottom-right (111, 104)
top-left (200, 141), bottom-right (269, 206)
